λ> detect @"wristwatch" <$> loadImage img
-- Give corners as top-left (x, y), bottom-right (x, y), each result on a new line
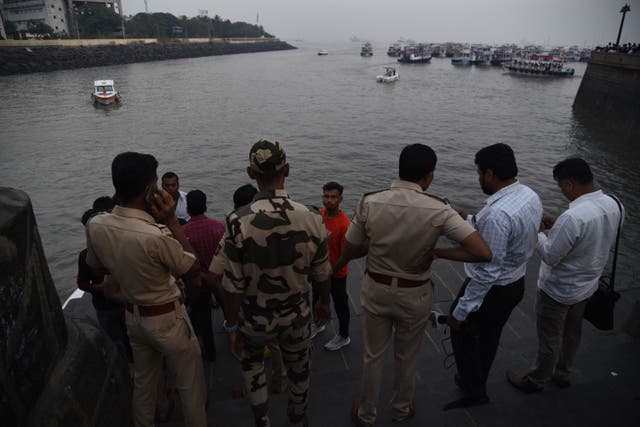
top-left (223, 319), bottom-right (238, 334)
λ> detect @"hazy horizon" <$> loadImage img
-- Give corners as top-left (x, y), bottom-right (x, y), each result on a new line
top-left (123, 0), bottom-right (640, 47)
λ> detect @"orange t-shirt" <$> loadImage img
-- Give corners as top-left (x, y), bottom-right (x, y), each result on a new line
top-left (321, 208), bottom-right (350, 278)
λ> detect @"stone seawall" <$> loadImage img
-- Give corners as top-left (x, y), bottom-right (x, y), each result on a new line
top-left (0, 39), bottom-right (296, 75)
top-left (573, 52), bottom-right (640, 138)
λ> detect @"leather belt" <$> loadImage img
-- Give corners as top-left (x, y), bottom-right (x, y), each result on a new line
top-left (126, 299), bottom-right (181, 317)
top-left (366, 270), bottom-right (427, 288)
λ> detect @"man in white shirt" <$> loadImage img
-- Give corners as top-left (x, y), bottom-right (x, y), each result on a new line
top-left (508, 158), bottom-right (623, 392)
top-left (444, 143), bottom-right (543, 410)
top-left (162, 171), bottom-right (190, 224)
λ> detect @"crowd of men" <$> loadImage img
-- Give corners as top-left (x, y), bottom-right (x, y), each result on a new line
top-left (79, 140), bottom-right (624, 427)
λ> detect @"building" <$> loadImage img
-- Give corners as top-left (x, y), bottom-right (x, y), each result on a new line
top-left (0, 0), bottom-right (121, 37)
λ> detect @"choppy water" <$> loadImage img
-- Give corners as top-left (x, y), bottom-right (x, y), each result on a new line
top-left (1, 41), bottom-right (638, 301)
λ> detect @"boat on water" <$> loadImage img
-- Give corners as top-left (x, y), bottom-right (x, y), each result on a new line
top-left (317, 49), bottom-right (329, 56)
top-left (397, 44), bottom-right (432, 63)
top-left (387, 43), bottom-right (401, 57)
top-left (360, 42), bottom-right (373, 57)
top-left (451, 49), bottom-right (472, 65)
top-left (376, 67), bottom-right (399, 83)
top-left (91, 80), bottom-right (120, 105)
top-left (504, 55), bottom-right (575, 77)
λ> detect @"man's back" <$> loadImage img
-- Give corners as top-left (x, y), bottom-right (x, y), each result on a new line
top-left (224, 189), bottom-right (330, 309)
top-left (350, 180), bottom-right (474, 280)
top-left (183, 215), bottom-right (225, 271)
top-left (87, 206), bottom-right (192, 305)
top-left (539, 190), bottom-right (623, 303)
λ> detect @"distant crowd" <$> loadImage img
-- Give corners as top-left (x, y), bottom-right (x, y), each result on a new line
top-left (79, 140), bottom-right (624, 427)
top-left (595, 42), bottom-right (640, 54)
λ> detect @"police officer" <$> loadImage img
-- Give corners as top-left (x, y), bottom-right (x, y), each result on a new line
top-left (222, 140), bottom-right (332, 427)
top-left (334, 144), bottom-right (492, 426)
top-left (86, 152), bottom-right (207, 427)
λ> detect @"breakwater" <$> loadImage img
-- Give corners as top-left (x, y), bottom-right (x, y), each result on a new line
top-left (573, 51), bottom-right (640, 138)
top-left (0, 38), bottom-right (296, 75)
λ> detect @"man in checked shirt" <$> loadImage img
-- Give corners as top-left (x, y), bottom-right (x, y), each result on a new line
top-left (443, 143), bottom-right (543, 410)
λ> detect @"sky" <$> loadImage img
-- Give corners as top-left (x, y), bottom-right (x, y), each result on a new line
top-left (124, 0), bottom-right (640, 47)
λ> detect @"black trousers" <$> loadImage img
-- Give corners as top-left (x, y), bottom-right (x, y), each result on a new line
top-left (313, 276), bottom-right (350, 338)
top-left (188, 287), bottom-right (216, 361)
top-left (450, 276), bottom-right (525, 397)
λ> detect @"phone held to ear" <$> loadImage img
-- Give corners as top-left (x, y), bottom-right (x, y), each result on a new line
top-left (146, 183), bottom-right (159, 207)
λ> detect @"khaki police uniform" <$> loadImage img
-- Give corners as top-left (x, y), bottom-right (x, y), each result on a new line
top-left (224, 189), bottom-right (331, 427)
top-left (86, 206), bottom-right (207, 427)
top-left (347, 180), bottom-right (475, 425)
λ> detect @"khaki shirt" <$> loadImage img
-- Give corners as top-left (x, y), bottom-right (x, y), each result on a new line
top-left (347, 180), bottom-right (475, 281)
top-left (86, 206), bottom-right (196, 305)
top-left (224, 189), bottom-right (331, 309)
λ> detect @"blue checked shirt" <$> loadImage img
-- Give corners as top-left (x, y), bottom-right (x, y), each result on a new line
top-left (453, 181), bottom-right (543, 321)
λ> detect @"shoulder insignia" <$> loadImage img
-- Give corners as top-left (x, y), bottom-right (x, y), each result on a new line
top-left (362, 189), bottom-right (387, 198)
top-left (306, 204), bottom-right (321, 214)
top-left (425, 193), bottom-right (451, 205)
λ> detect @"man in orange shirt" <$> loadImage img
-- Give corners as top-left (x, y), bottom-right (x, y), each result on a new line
top-left (316, 181), bottom-right (352, 351)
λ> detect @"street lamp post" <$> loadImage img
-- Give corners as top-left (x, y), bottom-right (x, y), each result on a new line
top-left (615, 3), bottom-right (631, 47)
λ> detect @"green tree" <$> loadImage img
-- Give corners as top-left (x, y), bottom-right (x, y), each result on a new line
top-left (27, 21), bottom-right (55, 38)
top-left (4, 20), bottom-right (18, 39)
top-left (76, 4), bottom-right (122, 37)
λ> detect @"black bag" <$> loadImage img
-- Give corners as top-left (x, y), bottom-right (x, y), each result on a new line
top-left (583, 195), bottom-right (623, 331)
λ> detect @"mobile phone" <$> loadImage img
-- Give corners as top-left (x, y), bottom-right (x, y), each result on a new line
top-left (146, 182), bottom-right (159, 207)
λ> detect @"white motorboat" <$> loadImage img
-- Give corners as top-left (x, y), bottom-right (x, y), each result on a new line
top-left (377, 67), bottom-right (399, 82)
top-left (317, 49), bottom-right (329, 56)
top-left (91, 80), bottom-right (120, 105)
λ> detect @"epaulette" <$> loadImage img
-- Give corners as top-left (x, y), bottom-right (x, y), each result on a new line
top-left (424, 193), bottom-right (451, 206)
top-left (155, 223), bottom-right (173, 237)
top-left (362, 189), bottom-right (387, 198)
top-left (306, 204), bottom-right (321, 214)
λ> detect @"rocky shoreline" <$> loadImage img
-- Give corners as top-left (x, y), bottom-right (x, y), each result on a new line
top-left (0, 40), bottom-right (296, 75)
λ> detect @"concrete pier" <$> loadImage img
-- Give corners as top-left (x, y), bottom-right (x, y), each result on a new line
top-left (573, 52), bottom-right (640, 138)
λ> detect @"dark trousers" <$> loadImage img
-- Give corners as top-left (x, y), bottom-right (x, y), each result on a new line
top-left (313, 276), bottom-right (350, 338)
top-left (450, 276), bottom-right (525, 397)
top-left (188, 287), bottom-right (216, 361)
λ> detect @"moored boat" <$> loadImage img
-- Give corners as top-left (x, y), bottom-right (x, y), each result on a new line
top-left (503, 55), bottom-right (575, 77)
top-left (361, 42), bottom-right (373, 57)
top-left (91, 80), bottom-right (120, 105)
top-left (387, 43), bottom-right (401, 57)
top-left (397, 44), bottom-right (432, 63)
top-left (451, 49), bottom-right (472, 65)
top-left (376, 67), bottom-right (399, 83)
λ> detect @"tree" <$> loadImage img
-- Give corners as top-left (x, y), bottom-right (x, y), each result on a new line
top-left (76, 4), bottom-right (122, 37)
top-left (27, 21), bottom-right (55, 38)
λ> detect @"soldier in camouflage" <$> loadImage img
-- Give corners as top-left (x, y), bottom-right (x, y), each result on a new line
top-left (223, 139), bottom-right (332, 427)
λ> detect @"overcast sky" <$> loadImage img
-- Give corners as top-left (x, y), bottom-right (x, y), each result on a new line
top-left (124, 0), bottom-right (640, 46)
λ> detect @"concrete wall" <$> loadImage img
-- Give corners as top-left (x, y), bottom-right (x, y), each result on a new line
top-left (0, 38), bottom-right (295, 75)
top-left (0, 187), bottom-right (131, 426)
top-left (573, 52), bottom-right (640, 138)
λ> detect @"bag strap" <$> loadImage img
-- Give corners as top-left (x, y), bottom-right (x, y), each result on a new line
top-left (606, 194), bottom-right (623, 291)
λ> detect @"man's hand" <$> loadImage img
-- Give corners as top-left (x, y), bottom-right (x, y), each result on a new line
top-left (541, 215), bottom-right (557, 231)
top-left (229, 331), bottom-right (245, 361)
top-left (151, 188), bottom-right (178, 224)
top-left (404, 251), bottom-right (435, 274)
top-left (447, 315), bottom-right (463, 332)
top-left (314, 300), bottom-right (331, 327)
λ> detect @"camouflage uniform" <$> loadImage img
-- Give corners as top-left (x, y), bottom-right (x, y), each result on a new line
top-left (224, 140), bottom-right (331, 427)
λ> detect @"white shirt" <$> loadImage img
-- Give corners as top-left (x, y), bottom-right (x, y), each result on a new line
top-left (175, 190), bottom-right (190, 223)
top-left (454, 181), bottom-right (543, 321)
top-left (537, 190), bottom-right (623, 305)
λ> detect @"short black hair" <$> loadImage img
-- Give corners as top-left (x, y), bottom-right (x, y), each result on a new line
top-left (186, 190), bottom-right (207, 216)
top-left (475, 143), bottom-right (518, 180)
top-left (81, 208), bottom-right (98, 226)
top-left (92, 196), bottom-right (115, 211)
top-left (233, 184), bottom-right (258, 209)
top-left (553, 158), bottom-right (593, 184)
top-left (399, 144), bottom-right (437, 182)
top-left (161, 171), bottom-right (179, 182)
top-left (111, 152), bottom-right (158, 204)
top-left (323, 181), bottom-right (344, 194)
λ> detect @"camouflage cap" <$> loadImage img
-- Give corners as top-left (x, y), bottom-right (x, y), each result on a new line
top-left (249, 139), bottom-right (287, 174)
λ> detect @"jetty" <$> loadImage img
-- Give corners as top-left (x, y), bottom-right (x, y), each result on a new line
top-left (2, 187), bottom-right (639, 426)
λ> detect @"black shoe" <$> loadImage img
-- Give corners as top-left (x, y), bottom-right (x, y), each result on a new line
top-left (506, 370), bottom-right (543, 394)
top-left (551, 374), bottom-right (571, 388)
top-left (443, 395), bottom-right (489, 411)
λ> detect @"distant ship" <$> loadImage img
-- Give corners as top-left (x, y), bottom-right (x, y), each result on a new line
top-left (361, 42), bottom-right (373, 57)
top-left (398, 44), bottom-right (432, 63)
top-left (350, 36), bottom-right (361, 43)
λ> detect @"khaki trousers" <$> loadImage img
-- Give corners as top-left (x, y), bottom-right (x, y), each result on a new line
top-left (126, 302), bottom-right (207, 427)
top-left (358, 273), bottom-right (433, 425)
